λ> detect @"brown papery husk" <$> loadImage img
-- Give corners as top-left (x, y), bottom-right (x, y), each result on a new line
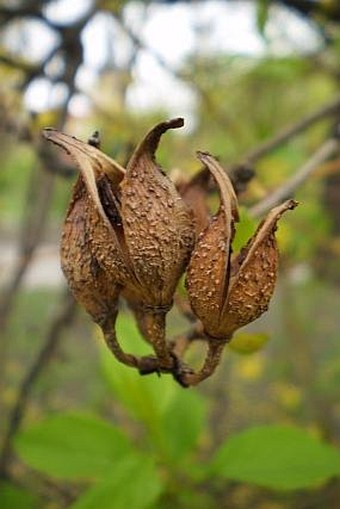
top-left (186, 152), bottom-right (239, 339)
top-left (60, 177), bottom-right (121, 324)
top-left (178, 167), bottom-right (211, 236)
top-left (120, 118), bottom-right (195, 307)
top-left (43, 128), bottom-right (138, 289)
top-left (220, 199), bottom-right (298, 336)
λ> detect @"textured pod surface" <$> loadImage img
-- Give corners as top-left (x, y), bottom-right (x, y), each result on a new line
top-left (60, 177), bottom-right (120, 323)
top-left (43, 128), bottom-right (135, 287)
top-left (43, 128), bottom-right (126, 189)
top-left (221, 199), bottom-right (298, 335)
top-left (44, 120), bottom-right (299, 386)
top-left (186, 152), bottom-right (238, 338)
top-left (120, 118), bottom-right (195, 305)
top-left (178, 167), bottom-right (211, 236)
top-left (85, 173), bottom-right (137, 289)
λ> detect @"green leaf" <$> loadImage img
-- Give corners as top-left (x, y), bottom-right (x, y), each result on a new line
top-left (99, 313), bottom-right (206, 461)
top-left (0, 482), bottom-right (37, 509)
top-left (161, 389), bottom-right (206, 460)
top-left (99, 314), bottom-right (176, 426)
top-left (211, 425), bottom-right (340, 490)
top-left (232, 207), bottom-right (257, 253)
top-left (14, 413), bottom-right (134, 480)
top-left (71, 457), bottom-right (164, 509)
top-left (228, 332), bottom-right (269, 355)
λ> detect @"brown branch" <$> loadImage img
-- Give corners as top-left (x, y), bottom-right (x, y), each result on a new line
top-left (0, 79), bottom-right (75, 335)
top-left (0, 290), bottom-right (77, 479)
top-left (111, 13), bottom-right (235, 130)
top-left (107, 20), bottom-right (340, 202)
top-left (101, 313), bottom-right (188, 381)
top-left (111, 13), bottom-right (181, 80)
top-left (0, 104), bottom-right (73, 402)
top-left (0, 166), bottom-right (55, 333)
top-left (112, 13), bottom-right (340, 165)
top-left (243, 95), bottom-right (340, 164)
top-left (250, 137), bottom-right (340, 217)
top-left (186, 97), bottom-right (340, 199)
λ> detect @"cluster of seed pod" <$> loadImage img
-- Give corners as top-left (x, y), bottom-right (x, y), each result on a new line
top-left (43, 118), bottom-right (297, 387)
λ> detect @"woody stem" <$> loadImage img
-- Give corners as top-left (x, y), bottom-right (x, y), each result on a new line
top-left (100, 314), bottom-right (140, 369)
top-left (140, 311), bottom-right (174, 370)
top-left (100, 312), bottom-right (173, 374)
top-left (180, 339), bottom-right (227, 386)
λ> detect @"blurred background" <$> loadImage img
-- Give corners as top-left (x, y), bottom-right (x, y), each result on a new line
top-left (0, 1), bottom-right (340, 508)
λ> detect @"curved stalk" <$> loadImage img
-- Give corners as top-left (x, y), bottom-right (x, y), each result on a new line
top-left (100, 311), bottom-right (174, 376)
top-left (180, 339), bottom-right (227, 387)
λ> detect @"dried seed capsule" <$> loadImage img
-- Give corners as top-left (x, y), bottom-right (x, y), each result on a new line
top-left (43, 120), bottom-right (195, 375)
top-left (186, 151), bottom-right (238, 339)
top-left (121, 118), bottom-right (195, 307)
top-left (177, 167), bottom-right (212, 236)
top-left (43, 128), bottom-right (133, 289)
top-left (60, 177), bottom-right (120, 324)
top-left (44, 120), bottom-right (194, 310)
top-left (186, 151), bottom-right (297, 340)
top-left (221, 198), bottom-right (298, 335)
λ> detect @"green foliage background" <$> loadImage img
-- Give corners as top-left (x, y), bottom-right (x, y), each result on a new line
top-left (1, 1), bottom-right (340, 508)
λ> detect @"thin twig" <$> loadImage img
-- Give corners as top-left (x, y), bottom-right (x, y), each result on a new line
top-left (0, 167), bottom-right (55, 333)
top-left (111, 13), bottom-right (236, 130)
top-left (243, 95), bottom-right (340, 163)
top-left (250, 137), bottom-right (340, 218)
top-left (0, 161), bottom-right (57, 396)
top-left (0, 290), bottom-right (77, 479)
top-left (0, 91), bottom-right (72, 334)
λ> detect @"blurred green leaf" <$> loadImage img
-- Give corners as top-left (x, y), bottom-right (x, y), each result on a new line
top-left (99, 313), bottom-right (206, 461)
top-left (99, 314), bottom-right (176, 427)
top-left (276, 192), bottom-right (331, 262)
top-left (232, 207), bottom-right (257, 253)
top-left (228, 332), bottom-right (269, 355)
top-left (71, 457), bottom-right (164, 509)
top-left (14, 413), bottom-right (134, 480)
top-left (0, 482), bottom-right (37, 509)
top-left (210, 425), bottom-right (340, 490)
top-left (160, 389), bottom-right (206, 460)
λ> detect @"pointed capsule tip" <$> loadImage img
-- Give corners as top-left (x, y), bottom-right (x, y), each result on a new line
top-left (127, 118), bottom-right (185, 170)
top-left (196, 151), bottom-right (239, 222)
top-left (196, 150), bottom-right (212, 162)
top-left (288, 199), bottom-right (299, 209)
top-left (273, 199), bottom-right (299, 216)
top-left (169, 117), bottom-right (184, 129)
top-left (42, 127), bottom-right (57, 139)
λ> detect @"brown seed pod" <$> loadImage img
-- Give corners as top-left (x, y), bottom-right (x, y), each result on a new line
top-left (186, 151), bottom-right (239, 339)
top-left (119, 118), bottom-right (195, 371)
top-left (60, 177), bottom-right (121, 324)
top-left (44, 120), bottom-right (194, 310)
top-left (44, 124), bottom-right (298, 387)
top-left (43, 128), bottom-right (134, 290)
top-left (121, 118), bottom-right (195, 307)
top-left (186, 151), bottom-right (298, 340)
top-left (177, 167), bottom-right (212, 236)
top-left (221, 198), bottom-right (298, 335)
top-left (43, 120), bottom-right (195, 377)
